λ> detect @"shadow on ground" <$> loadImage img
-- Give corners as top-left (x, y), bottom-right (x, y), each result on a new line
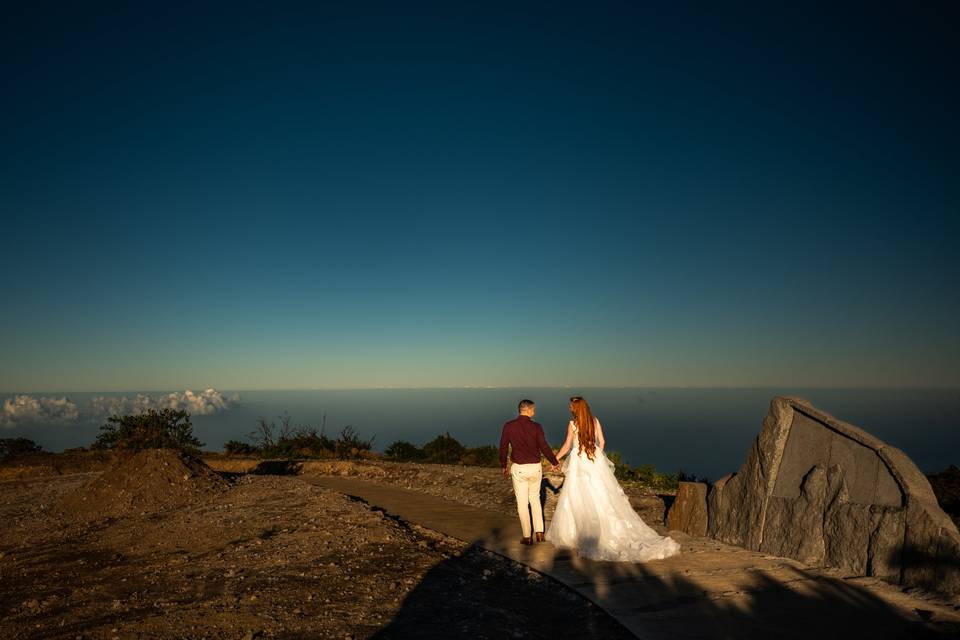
top-left (376, 525), bottom-right (958, 640)
top-left (251, 460), bottom-right (303, 475)
top-left (372, 539), bottom-right (634, 640)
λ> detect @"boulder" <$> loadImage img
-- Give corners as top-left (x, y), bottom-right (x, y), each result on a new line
top-left (667, 482), bottom-right (708, 537)
top-left (707, 396), bottom-right (960, 597)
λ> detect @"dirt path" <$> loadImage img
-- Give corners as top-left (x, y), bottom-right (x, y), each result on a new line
top-left (306, 475), bottom-right (960, 639)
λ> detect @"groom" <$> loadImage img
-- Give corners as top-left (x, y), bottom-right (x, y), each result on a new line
top-left (499, 399), bottom-right (560, 545)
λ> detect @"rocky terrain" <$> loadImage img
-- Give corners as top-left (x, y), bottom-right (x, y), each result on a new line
top-left (4, 446), bottom-right (959, 639)
top-left (0, 451), bottom-right (632, 639)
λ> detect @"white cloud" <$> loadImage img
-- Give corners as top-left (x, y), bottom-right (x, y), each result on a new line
top-left (88, 389), bottom-right (241, 418)
top-left (1, 395), bottom-right (80, 428)
top-left (0, 389), bottom-right (240, 428)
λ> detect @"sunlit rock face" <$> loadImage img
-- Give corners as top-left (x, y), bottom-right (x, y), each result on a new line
top-left (707, 396), bottom-right (960, 596)
top-left (667, 482), bottom-right (709, 537)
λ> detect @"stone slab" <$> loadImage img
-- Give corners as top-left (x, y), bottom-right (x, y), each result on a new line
top-left (709, 396), bottom-right (960, 597)
top-left (828, 432), bottom-right (880, 505)
top-left (667, 482), bottom-right (708, 537)
top-left (772, 411), bottom-right (832, 500)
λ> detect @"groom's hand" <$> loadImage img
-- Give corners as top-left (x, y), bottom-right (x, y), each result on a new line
top-left (502, 466), bottom-right (509, 479)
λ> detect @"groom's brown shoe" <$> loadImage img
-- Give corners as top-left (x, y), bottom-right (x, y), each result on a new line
top-left (521, 536), bottom-right (533, 546)
top-left (535, 532), bottom-right (545, 543)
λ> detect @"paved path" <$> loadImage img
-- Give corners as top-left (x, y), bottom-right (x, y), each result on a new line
top-left (304, 475), bottom-right (960, 639)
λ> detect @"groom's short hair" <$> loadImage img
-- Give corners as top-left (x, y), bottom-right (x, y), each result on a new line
top-left (518, 399), bottom-right (535, 411)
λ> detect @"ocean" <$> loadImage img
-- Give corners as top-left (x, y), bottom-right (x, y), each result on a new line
top-left (3, 388), bottom-right (957, 481)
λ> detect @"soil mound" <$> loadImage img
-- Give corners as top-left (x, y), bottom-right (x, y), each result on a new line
top-left (57, 448), bottom-right (228, 519)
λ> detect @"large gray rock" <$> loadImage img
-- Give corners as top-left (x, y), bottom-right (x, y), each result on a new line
top-left (707, 396), bottom-right (960, 597)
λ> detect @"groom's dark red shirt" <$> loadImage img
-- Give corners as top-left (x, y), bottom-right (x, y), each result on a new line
top-left (499, 415), bottom-right (559, 468)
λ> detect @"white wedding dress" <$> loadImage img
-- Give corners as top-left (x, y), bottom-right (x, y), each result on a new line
top-left (545, 419), bottom-right (681, 562)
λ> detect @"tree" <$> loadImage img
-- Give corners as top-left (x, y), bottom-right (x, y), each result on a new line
top-left (95, 408), bottom-right (204, 454)
top-left (0, 437), bottom-right (43, 460)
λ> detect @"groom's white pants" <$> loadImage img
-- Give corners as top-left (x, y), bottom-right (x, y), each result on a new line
top-left (510, 462), bottom-right (543, 538)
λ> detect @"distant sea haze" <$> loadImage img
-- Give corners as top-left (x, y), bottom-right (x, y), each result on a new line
top-left (3, 388), bottom-right (957, 481)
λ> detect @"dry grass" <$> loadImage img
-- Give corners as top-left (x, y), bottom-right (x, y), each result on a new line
top-left (201, 457), bottom-right (260, 474)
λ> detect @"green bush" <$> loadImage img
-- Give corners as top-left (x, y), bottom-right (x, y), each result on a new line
top-left (95, 408), bottom-right (204, 455)
top-left (384, 440), bottom-right (426, 461)
top-left (606, 450), bottom-right (679, 491)
top-left (385, 438), bottom-right (499, 467)
top-left (461, 445), bottom-right (499, 467)
top-left (0, 437), bottom-right (43, 460)
top-left (224, 440), bottom-right (257, 455)
top-left (422, 432), bottom-right (466, 464)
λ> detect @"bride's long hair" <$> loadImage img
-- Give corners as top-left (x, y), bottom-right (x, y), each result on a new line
top-left (570, 396), bottom-right (597, 461)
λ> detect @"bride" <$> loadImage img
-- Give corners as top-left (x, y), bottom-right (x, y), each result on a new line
top-left (545, 396), bottom-right (681, 562)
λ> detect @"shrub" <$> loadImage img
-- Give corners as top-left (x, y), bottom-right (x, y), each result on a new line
top-left (607, 450), bottom-right (628, 476)
top-left (677, 469), bottom-right (709, 484)
top-left (422, 432), bottom-right (466, 464)
top-left (333, 425), bottom-right (374, 459)
top-left (249, 413), bottom-right (295, 451)
top-left (607, 450), bottom-right (679, 491)
top-left (95, 408), bottom-right (204, 455)
top-left (385, 438), bottom-right (498, 467)
top-left (461, 445), bottom-right (499, 467)
top-left (246, 413), bottom-right (372, 460)
top-left (384, 440), bottom-right (426, 461)
top-left (224, 440), bottom-right (257, 455)
top-left (0, 437), bottom-right (43, 460)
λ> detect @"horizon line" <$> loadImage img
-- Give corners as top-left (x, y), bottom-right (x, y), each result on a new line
top-left (2, 384), bottom-right (958, 395)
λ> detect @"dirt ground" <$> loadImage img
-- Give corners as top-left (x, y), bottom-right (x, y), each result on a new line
top-left (0, 454), bottom-right (634, 640)
top-left (202, 456), bottom-right (671, 530)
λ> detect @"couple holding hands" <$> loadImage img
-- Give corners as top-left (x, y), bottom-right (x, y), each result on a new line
top-left (498, 396), bottom-right (680, 562)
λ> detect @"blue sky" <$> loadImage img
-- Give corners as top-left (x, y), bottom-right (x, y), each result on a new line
top-left (1, 2), bottom-right (957, 391)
